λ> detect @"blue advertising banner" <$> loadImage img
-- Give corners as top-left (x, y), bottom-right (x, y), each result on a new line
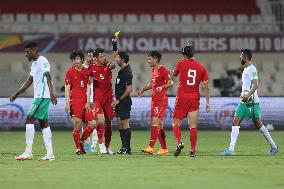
top-left (0, 97), bottom-right (283, 130)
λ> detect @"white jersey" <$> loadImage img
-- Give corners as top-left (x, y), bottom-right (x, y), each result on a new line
top-left (83, 62), bottom-right (93, 103)
top-left (30, 55), bottom-right (50, 98)
top-left (241, 63), bottom-right (259, 103)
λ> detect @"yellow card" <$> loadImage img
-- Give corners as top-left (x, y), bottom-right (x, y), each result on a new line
top-left (114, 31), bottom-right (120, 37)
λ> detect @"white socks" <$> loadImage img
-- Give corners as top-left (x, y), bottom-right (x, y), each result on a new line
top-left (25, 124), bottom-right (35, 155)
top-left (42, 127), bottom-right (54, 157)
top-left (229, 126), bottom-right (240, 152)
top-left (259, 126), bottom-right (277, 148)
top-left (91, 130), bottom-right (98, 147)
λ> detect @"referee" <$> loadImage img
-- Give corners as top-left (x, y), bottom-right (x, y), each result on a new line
top-left (111, 35), bottom-right (133, 154)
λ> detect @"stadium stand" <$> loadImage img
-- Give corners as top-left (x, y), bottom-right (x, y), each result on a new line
top-left (0, 0), bottom-right (282, 33)
top-left (0, 53), bottom-right (284, 97)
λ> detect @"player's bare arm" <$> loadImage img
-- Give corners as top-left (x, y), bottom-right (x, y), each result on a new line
top-left (137, 83), bottom-right (152, 96)
top-left (112, 85), bottom-right (132, 107)
top-left (155, 80), bottom-right (173, 93)
top-left (241, 79), bottom-right (258, 103)
top-left (9, 76), bottom-right (33, 102)
top-left (45, 72), bottom-right (57, 105)
top-left (85, 84), bottom-right (91, 112)
top-left (65, 84), bottom-right (71, 113)
top-left (202, 80), bottom-right (210, 113)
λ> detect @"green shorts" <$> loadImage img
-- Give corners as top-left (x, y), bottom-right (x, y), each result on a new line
top-left (27, 98), bottom-right (51, 120)
top-left (235, 102), bottom-right (261, 120)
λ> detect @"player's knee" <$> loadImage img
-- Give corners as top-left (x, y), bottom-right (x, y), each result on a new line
top-left (72, 118), bottom-right (81, 129)
top-left (25, 116), bottom-right (34, 124)
top-left (173, 118), bottom-right (181, 126)
top-left (88, 121), bottom-right (96, 129)
top-left (151, 117), bottom-right (161, 126)
top-left (97, 119), bottom-right (104, 125)
top-left (233, 117), bottom-right (239, 125)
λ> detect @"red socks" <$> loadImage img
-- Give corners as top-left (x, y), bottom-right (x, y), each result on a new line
top-left (73, 128), bottom-right (81, 150)
top-left (190, 128), bottom-right (197, 153)
top-left (149, 126), bottom-right (159, 148)
top-left (158, 127), bottom-right (167, 149)
top-left (172, 124), bottom-right (181, 144)
top-left (96, 123), bottom-right (104, 144)
top-left (104, 123), bottom-right (112, 148)
top-left (81, 126), bottom-right (94, 141)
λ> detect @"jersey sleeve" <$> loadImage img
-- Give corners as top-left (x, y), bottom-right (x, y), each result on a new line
top-left (162, 68), bottom-right (171, 82)
top-left (201, 65), bottom-right (209, 81)
top-left (30, 66), bottom-right (34, 77)
top-left (126, 72), bottom-right (133, 86)
top-left (41, 60), bottom-right (50, 73)
top-left (173, 61), bottom-right (180, 75)
top-left (251, 67), bottom-right (258, 80)
top-left (65, 71), bottom-right (72, 85)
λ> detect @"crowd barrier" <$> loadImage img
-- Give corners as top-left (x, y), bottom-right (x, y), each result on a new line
top-left (0, 97), bottom-right (283, 130)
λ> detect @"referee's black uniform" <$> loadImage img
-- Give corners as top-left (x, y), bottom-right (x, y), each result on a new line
top-left (115, 64), bottom-right (133, 120)
top-left (115, 64), bottom-right (133, 153)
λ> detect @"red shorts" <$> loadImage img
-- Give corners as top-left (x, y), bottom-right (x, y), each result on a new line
top-left (173, 98), bottom-right (200, 120)
top-left (93, 99), bottom-right (115, 119)
top-left (151, 97), bottom-right (168, 120)
top-left (70, 102), bottom-right (96, 122)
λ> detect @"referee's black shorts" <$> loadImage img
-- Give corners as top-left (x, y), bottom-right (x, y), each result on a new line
top-left (115, 97), bottom-right (132, 120)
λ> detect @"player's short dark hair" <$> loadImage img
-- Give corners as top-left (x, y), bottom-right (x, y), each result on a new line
top-left (86, 48), bottom-right (94, 54)
top-left (241, 49), bottom-right (252, 60)
top-left (93, 48), bottom-right (104, 58)
top-left (118, 51), bottom-right (129, 63)
top-left (148, 51), bottom-right (162, 62)
top-left (70, 50), bottom-right (85, 61)
top-left (25, 42), bottom-right (37, 49)
top-left (182, 45), bottom-right (195, 58)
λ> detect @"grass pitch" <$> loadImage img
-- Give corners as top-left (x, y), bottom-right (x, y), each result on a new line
top-left (0, 130), bottom-right (283, 189)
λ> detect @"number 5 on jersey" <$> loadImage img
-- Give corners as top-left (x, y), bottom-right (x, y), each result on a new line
top-left (187, 69), bottom-right (196, 85)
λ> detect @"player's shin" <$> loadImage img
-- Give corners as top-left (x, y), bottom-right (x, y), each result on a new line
top-left (189, 128), bottom-right (197, 153)
top-left (172, 124), bottom-right (182, 144)
top-left (158, 127), bottom-right (167, 149)
top-left (81, 126), bottom-right (94, 141)
top-left (73, 128), bottom-right (81, 150)
top-left (96, 123), bottom-right (105, 144)
top-left (125, 128), bottom-right (131, 151)
top-left (149, 126), bottom-right (159, 148)
top-left (119, 128), bottom-right (126, 148)
top-left (25, 124), bottom-right (35, 154)
top-left (229, 126), bottom-right (240, 152)
top-left (259, 125), bottom-right (277, 148)
top-left (104, 123), bottom-right (112, 148)
top-left (42, 126), bottom-right (54, 156)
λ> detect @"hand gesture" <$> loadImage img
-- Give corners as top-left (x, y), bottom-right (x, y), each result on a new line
top-left (51, 94), bottom-right (57, 105)
top-left (111, 100), bottom-right (120, 108)
top-left (85, 103), bottom-right (91, 113)
top-left (155, 87), bottom-right (163, 93)
top-left (9, 94), bottom-right (17, 102)
top-left (65, 103), bottom-right (70, 114)
top-left (137, 89), bottom-right (144, 97)
top-left (206, 103), bottom-right (210, 113)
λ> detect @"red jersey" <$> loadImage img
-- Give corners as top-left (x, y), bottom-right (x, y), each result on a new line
top-left (151, 66), bottom-right (171, 100)
top-left (89, 61), bottom-right (113, 101)
top-left (65, 67), bottom-right (91, 101)
top-left (173, 58), bottom-right (208, 99)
